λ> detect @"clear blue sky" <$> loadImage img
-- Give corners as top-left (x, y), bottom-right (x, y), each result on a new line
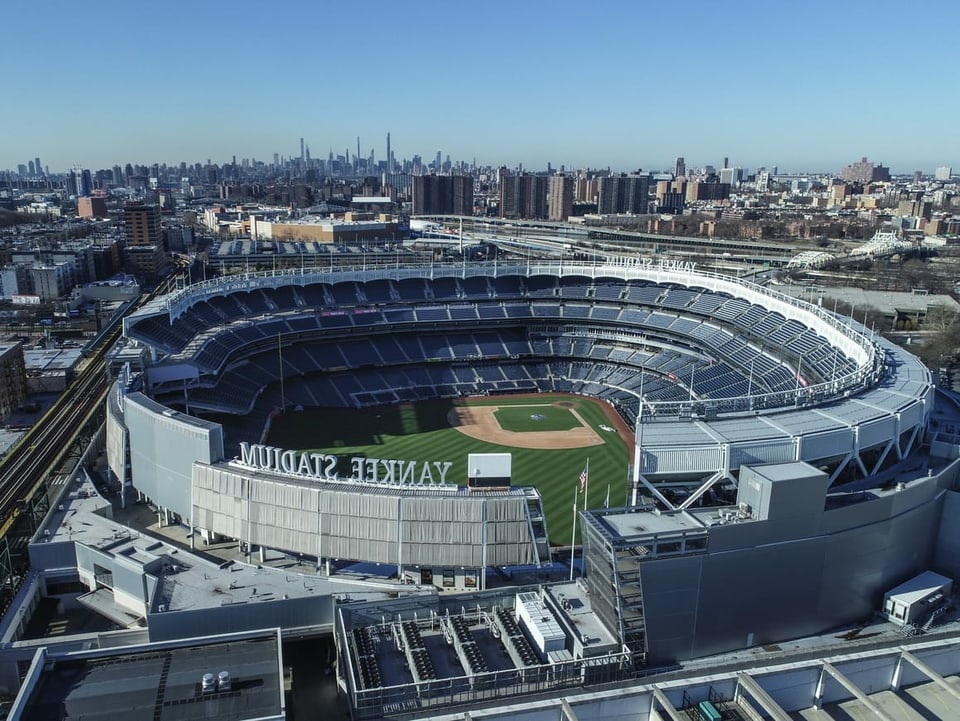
top-left (4, 0), bottom-right (958, 175)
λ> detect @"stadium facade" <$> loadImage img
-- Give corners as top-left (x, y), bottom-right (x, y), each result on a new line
top-left (103, 258), bottom-right (959, 670)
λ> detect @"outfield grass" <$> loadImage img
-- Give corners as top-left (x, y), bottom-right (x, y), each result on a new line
top-left (493, 404), bottom-right (581, 432)
top-left (267, 395), bottom-right (630, 544)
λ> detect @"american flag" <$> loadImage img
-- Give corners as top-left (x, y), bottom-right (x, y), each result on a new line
top-left (579, 464), bottom-right (589, 493)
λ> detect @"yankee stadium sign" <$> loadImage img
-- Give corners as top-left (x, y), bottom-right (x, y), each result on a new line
top-left (236, 442), bottom-right (454, 485)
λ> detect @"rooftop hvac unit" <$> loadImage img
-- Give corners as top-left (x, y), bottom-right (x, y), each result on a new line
top-left (217, 671), bottom-right (231, 691)
top-left (201, 673), bottom-right (215, 694)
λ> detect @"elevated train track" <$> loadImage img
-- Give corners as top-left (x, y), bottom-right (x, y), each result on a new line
top-left (0, 270), bottom-right (181, 613)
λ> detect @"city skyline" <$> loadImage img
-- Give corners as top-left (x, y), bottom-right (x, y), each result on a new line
top-left (4, 0), bottom-right (959, 174)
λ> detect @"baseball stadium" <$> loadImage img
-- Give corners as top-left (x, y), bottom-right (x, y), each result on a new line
top-left (97, 257), bottom-right (960, 698)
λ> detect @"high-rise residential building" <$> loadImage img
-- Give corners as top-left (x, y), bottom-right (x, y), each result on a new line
top-left (123, 201), bottom-right (166, 279)
top-left (674, 157), bottom-right (686, 178)
top-left (548, 174), bottom-right (574, 221)
top-left (411, 175), bottom-right (473, 216)
top-left (871, 163), bottom-right (891, 183)
top-left (575, 176), bottom-right (599, 203)
top-left (685, 181), bottom-right (731, 203)
top-left (34, 157), bottom-right (42, 176)
top-left (499, 171), bottom-right (548, 220)
top-left (840, 157), bottom-right (876, 183)
top-left (124, 202), bottom-right (162, 247)
top-left (596, 173), bottom-right (651, 215)
top-left (656, 180), bottom-right (687, 213)
top-left (935, 166), bottom-right (953, 181)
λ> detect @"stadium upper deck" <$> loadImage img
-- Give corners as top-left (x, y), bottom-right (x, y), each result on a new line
top-left (118, 259), bottom-right (931, 494)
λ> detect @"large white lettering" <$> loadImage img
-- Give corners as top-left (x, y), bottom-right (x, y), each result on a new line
top-left (235, 442), bottom-right (454, 487)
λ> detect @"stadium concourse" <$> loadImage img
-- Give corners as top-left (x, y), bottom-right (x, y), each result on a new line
top-left (12, 255), bottom-right (953, 718)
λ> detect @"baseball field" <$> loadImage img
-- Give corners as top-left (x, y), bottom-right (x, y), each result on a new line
top-left (266, 394), bottom-right (633, 545)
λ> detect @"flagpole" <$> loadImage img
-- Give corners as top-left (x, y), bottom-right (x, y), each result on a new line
top-left (278, 332), bottom-right (285, 410)
top-left (582, 458), bottom-right (590, 513)
top-left (569, 483), bottom-right (578, 582)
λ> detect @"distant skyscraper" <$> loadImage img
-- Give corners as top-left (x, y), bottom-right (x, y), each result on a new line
top-left (27, 160), bottom-right (35, 176)
top-left (596, 173), bottom-right (651, 215)
top-left (35, 157), bottom-right (41, 176)
top-left (935, 166), bottom-right (952, 181)
top-left (674, 157), bottom-right (686, 178)
top-left (548, 174), bottom-right (574, 221)
top-left (386, 132), bottom-right (392, 173)
top-left (75, 167), bottom-right (93, 197)
top-left (300, 137), bottom-right (305, 161)
top-left (411, 175), bottom-right (473, 216)
top-left (723, 156), bottom-right (729, 169)
top-left (719, 167), bottom-right (742, 186)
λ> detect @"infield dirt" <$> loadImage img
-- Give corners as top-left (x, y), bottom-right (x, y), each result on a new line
top-left (447, 401), bottom-right (604, 449)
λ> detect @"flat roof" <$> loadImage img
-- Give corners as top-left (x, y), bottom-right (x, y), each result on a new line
top-left (599, 507), bottom-right (705, 538)
top-left (24, 348), bottom-right (83, 371)
top-left (544, 583), bottom-right (618, 649)
top-left (748, 461), bottom-right (822, 483)
top-left (780, 285), bottom-right (960, 315)
top-left (36, 471), bottom-right (422, 617)
top-left (17, 634), bottom-right (282, 721)
top-left (885, 571), bottom-right (953, 605)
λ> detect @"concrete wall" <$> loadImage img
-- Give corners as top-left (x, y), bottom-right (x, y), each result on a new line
top-left (146, 593), bottom-right (334, 642)
top-left (124, 392), bottom-right (223, 520)
top-left (638, 476), bottom-right (945, 665)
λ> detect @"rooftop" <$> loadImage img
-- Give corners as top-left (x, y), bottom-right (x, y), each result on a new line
top-left (598, 507), bottom-right (706, 539)
top-left (35, 470), bottom-right (426, 618)
top-left (15, 632), bottom-right (283, 721)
